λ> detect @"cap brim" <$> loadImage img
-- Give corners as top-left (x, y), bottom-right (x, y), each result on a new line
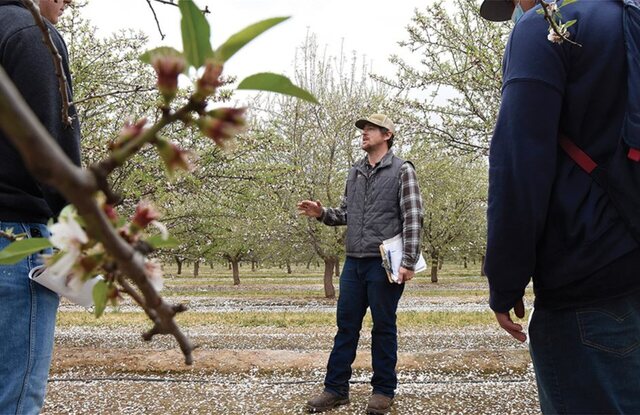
top-left (355, 119), bottom-right (375, 129)
top-left (480, 0), bottom-right (514, 22)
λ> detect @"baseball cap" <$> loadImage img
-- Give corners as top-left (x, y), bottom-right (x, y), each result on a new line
top-left (355, 114), bottom-right (396, 135)
top-left (480, 0), bottom-right (515, 22)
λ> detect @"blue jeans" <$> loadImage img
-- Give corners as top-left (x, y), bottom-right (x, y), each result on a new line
top-left (529, 292), bottom-right (640, 414)
top-left (324, 256), bottom-right (405, 399)
top-left (0, 222), bottom-right (58, 415)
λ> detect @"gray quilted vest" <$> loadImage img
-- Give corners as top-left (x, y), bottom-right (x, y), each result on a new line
top-left (345, 151), bottom-right (408, 257)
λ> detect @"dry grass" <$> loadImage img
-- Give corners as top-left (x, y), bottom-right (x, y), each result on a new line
top-left (56, 308), bottom-right (523, 329)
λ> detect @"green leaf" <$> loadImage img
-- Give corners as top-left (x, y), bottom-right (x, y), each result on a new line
top-left (0, 238), bottom-right (52, 265)
top-left (237, 73), bottom-right (319, 104)
top-left (563, 19), bottom-right (577, 29)
top-left (560, 0), bottom-right (578, 8)
top-left (140, 46), bottom-right (184, 65)
top-left (93, 280), bottom-right (108, 318)
top-left (215, 17), bottom-right (290, 63)
top-left (179, 0), bottom-right (213, 68)
top-left (146, 234), bottom-right (180, 249)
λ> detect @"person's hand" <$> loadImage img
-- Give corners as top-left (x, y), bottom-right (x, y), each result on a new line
top-left (494, 298), bottom-right (526, 342)
top-left (396, 267), bottom-right (415, 284)
top-left (297, 200), bottom-right (323, 218)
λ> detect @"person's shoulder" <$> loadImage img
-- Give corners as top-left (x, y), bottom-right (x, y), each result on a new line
top-left (399, 160), bottom-right (416, 173)
top-left (0, 3), bottom-right (39, 38)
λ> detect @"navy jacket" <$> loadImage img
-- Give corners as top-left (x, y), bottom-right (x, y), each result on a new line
top-left (0, 0), bottom-right (81, 223)
top-left (486, 0), bottom-right (640, 312)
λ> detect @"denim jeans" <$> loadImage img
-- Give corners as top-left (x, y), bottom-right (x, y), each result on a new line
top-left (0, 222), bottom-right (58, 415)
top-left (529, 292), bottom-right (640, 414)
top-left (324, 256), bottom-right (405, 399)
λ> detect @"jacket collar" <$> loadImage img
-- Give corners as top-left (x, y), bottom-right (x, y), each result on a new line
top-left (0, 1), bottom-right (26, 7)
top-left (356, 150), bottom-right (394, 175)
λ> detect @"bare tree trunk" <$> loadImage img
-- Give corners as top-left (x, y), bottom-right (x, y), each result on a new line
top-left (480, 255), bottom-right (486, 277)
top-left (438, 256), bottom-right (444, 270)
top-left (175, 256), bottom-right (183, 275)
top-left (323, 257), bottom-right (336, 298)
top-left (232, 260), bottom-right (240, 285)
top-left (463, 256), bottom-right (468, 269)
top-left (251, 260), bottom-right (256, 272)
top-left (335, 258), bottom-right (340, 277)
top-left (306, 259), bottom-right (312, 270)
top-left (194, 260), bottom-right (200, 277)
top-left (286, 260), bottom-right (292, 274)
top-left (228, 261), bottom-right (232, 270)
top-left (431, 252), bottom-right (439, 283)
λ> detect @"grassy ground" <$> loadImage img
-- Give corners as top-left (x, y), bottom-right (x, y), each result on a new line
top-left (47, 261), bottom-right (540, 415)
top-left (58, 309), bottom-right (510, 328)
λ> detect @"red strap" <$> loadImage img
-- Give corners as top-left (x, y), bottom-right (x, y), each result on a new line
top-left (559, 135), bottom-right (598, 174)
top-left (628, 147), bottom-right (640, 162)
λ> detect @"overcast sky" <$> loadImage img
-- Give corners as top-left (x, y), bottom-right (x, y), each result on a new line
top-left (81, 0), bottom-right (435, 84)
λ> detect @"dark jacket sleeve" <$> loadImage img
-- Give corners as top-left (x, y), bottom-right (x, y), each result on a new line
top-left (485, 79), bottom-right (562, 312)
top-left (3, 24), bottom-right (81, 216)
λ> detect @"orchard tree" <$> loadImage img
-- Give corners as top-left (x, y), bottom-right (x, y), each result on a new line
top-left (411, 144), bottom-right (487, 282)
top-left (377, 0), bottom-right (510, 155)
top-left (255, 34), bottom-right (399, 298)
top-left (0, 0), bottom-right (316, 364)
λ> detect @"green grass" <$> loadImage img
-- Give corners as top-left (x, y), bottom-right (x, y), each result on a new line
top-left (161, 261), bottom-right (486, 280)
top-left (160, 288), bottom-right (493, 299)
top-left (57, 309), bottom-right (514, 329)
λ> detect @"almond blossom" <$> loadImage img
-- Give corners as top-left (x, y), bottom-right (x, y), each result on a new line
top-left (47, 206), bottom-right (89, 286)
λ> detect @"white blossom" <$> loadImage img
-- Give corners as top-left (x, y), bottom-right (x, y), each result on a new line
top-left (47, 206), bottom-right (88, 286)
top-left (144, 259), bottom-right (164, 292)
top-left (151, 220), bottom-right (169, 240)
top-left (547, 27), bottom-right (567, 43)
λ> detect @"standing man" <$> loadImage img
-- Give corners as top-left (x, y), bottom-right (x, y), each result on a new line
top-left (298, 114), bottom-right (423, 414)
top-left (0, 0), bottom-right (80, 413)
top-left (481, 0), bottom-right (640, 413)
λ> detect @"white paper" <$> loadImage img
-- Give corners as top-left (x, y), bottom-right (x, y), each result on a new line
top-left (381, 233), bottom-right (427, 283)
top-left (29, 265), bottom-right (102, 308)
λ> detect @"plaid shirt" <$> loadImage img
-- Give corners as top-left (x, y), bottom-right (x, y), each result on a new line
top-left (321, 159), bottom-right (424, 270)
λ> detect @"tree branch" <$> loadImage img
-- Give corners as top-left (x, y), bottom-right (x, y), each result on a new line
top-left (0, 230), bottom-right (18, 242)
top-left (0, 67), bottom-right (194, 365)
top-left (149, 0), bottom-right (210, 14)
top-left (145, 0), bottom-right (166, 40)
top-left (71, 86), bottom-right (156, 106)
top-left (20, 0), bottom-right (72, 125)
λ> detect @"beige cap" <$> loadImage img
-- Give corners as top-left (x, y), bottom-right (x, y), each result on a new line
top-left (355, 114), bottom-right (395, 135)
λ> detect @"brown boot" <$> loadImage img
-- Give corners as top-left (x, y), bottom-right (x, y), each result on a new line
top-left (366, 394), bottom-right (393, 414)
top-left (306, 390), bottom-right (350, 413)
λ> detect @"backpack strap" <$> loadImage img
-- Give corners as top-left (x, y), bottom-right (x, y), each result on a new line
top-left (629, 147), bottom-right (640, 162)
top-left (559, 135), bottom-right (598, 174)
top-left (622, 0), bottom-right (640, 154)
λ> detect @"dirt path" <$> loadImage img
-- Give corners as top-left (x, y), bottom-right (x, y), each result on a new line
top-left (43, 274), bottom-right (540, 414)
top-left (44, 346), bottom-right (538, 414)
top-left (51, 347), bottom-right (531, 376)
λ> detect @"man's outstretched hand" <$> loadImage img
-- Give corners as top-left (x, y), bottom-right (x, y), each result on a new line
top-left (297, 200), bottom-right (323, 218)
top-left (494, 298), bottom-right (527, 342)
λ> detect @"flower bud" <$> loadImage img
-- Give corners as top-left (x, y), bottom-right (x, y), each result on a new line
top-left (195, 61), bottom-right (223, 100)
top-left (110, 118), bottom-right (148, 150)
top-left (156, 139), bottom-right (193, 173)
top-left (102, 203), bottom-right (118, 224)
top-left (131, 201), bottom-right (160, 230)
top-left (198, 107), bottom-right (247, 148)
top-left (151, 54), bottom-right (186, 103)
